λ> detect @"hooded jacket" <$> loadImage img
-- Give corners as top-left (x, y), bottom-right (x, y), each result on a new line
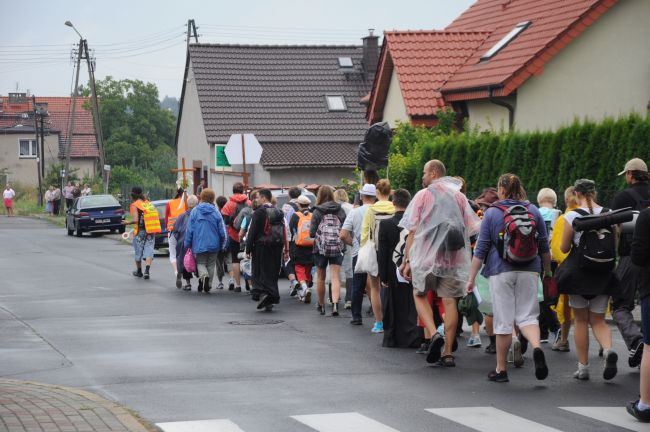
top-left (221, 194), bottom-right (249, 242)
top-left (309, 201), bottom-right (347, 239)
top-left (361, 200), bottom-right (396, 246)
top-left (185, 202), bottom-right (227, 254)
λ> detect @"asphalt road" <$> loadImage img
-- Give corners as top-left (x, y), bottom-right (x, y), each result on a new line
top-left (0, 217), bottom-right (644, 432)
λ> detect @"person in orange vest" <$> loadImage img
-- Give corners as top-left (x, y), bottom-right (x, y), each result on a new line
top-left (165, 188), bottom-right (188, 288)
top-left (123, 186), bottom-right (161, 279)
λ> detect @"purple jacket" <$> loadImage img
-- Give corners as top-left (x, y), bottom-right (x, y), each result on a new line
top-left (474, 199), bottom-right (550, 278)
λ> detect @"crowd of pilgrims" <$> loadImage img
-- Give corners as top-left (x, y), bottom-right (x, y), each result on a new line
top-left (156, 158), bottom-right (649, 422)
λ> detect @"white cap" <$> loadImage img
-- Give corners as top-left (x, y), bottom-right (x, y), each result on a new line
top-left (296, 195), bottom-right (311, 205)
top-left (618, 158), bottom-right (648, 176)
top-left (359, 183), bottom-right (376, 197)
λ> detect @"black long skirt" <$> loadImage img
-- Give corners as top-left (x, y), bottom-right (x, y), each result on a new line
top-left (251, 244), bottom-right (283, 303)
top-left (382, 281), bottom-right (423, 348)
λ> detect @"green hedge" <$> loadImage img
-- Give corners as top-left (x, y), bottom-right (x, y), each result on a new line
top-left (388, 113), bottom-right (650, 205)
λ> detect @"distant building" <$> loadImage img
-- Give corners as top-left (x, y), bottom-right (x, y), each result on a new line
top-left (0, 93), bottom-right (99, 186)
top-left (368, 0), bottom-right (650, 132)
top-left (175, 32), bottom-right (379, 193)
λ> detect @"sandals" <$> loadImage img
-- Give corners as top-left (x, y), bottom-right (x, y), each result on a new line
top-left (439, 354), bottom-right (456, 367)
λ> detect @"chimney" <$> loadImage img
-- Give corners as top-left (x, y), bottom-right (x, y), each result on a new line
top-left (362, 29), bottom-right (379, 79)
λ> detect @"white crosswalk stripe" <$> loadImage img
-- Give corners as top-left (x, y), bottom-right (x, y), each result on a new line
top-left (291, 412), bottom-right (400, 432)
top-left (426, 407), bottom-right (563, 432)
top-left (560, 407), bottom-right (647, 432)
top-left (157, 419), bottom-right (246, 432)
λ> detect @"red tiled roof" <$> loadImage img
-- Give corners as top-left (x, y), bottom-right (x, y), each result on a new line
top-left (0, 95), bottom-right (98, 158)
top-left (441, 0), bottom-right (618, 98)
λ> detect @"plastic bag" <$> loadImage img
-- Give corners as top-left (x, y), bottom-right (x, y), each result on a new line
top-left (355, 240), bottom-right (378, 277)
top-left (240, 258), bottom-right (252, 280)
top-left (183, 248), bottom-right (196, 273)
top-left (357, 122), bottom-right (392, 170)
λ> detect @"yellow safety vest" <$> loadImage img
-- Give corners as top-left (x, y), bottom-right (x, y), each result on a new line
top-left (131, 200), bottom-right (162, 235)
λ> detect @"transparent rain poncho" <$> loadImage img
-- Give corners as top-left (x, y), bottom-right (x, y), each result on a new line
top-left (399, 177), bottom-right (481, 290)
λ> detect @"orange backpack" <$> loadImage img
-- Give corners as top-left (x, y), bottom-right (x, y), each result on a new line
top-left (295, 211), bottom-right (314, 247)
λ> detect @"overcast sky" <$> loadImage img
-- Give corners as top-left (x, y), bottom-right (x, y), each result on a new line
top-left (0, 0), bottom-right (474, 100)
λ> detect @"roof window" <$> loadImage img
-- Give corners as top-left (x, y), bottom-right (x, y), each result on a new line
top-left (326, 95), bottom-right (347, 111)
top-left (481, 21), bottom-right (531, 62)
top-left (338, 57), bottom-right (354, 68)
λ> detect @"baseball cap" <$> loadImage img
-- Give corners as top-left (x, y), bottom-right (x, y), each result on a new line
top-left (359, 183), bottom-right (376, 197)
top-left (618, 158), bottom-right (648, 176)
top-left (296, 195), bottom-right (311, 205)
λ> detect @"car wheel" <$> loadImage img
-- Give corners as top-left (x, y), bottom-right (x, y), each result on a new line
top-left (66, 220), bottom-right (73, 236)
top-left (75, 222), bottom-right (83, 237)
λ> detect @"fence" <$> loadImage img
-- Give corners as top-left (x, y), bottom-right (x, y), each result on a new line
top-left (118, 184), bottom-right (176, 209)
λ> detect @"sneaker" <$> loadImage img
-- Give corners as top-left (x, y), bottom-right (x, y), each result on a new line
top-left (257, 294), bottom-right (272, 310)
top-left (533, 348), bottom-right (548, 380)
top-left (303, 289), bottom-right (312, 304)
top-left (416, 340), bottom-right (430, 355)
top-left (603, 350), bottom-right (618, 380)
top-left (629, 339), bottom-right (644, 368)
top-left (437, 324), bottom-right (445, 336)
top-left (143, 271), bottom-right (150, 280)
top-left (228, 279), bottom-right (235, 291)
top-left (573, 365), bottom-right (590, 381)
top-left (467, 335), bottom-right (482, 348)
top-left (289, 282), bottom-right (298, 297)
top-left (217, 282), bottom-right (224, 290)
top-left (176, 273), bottom-right (182, 289)
top-left (371, 322), bottom-right (384, 334)
top-left (426, 333), bottom-right (445, 364)
top-left (488, 370), bottom-right (509, 383)
top-left (183, 283), bottom-right (191, 291)
top-left (626, 400), bottom-right (650, 423)
top-left (332, 303), bottom-right (339, 317)
top-left (485, 343), bottom-right (497, 354)
top-left (344, 301), bottom-right (352, 310)
top-left (512, 339), bottom-right (524, 368)
top-left (350, 318), bottom-right (363, 326)
top-left (317, 304), bottom-right (325, 316)
top-left (132, 270), bottom-right (143, 278)
top-left (234, 286), bottom-right (241, 293)
top-left (552, 340), bottom-right (570, 352)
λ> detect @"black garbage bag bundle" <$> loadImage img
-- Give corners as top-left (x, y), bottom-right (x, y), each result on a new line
top-left (357, 122), bottom-right (392, 171)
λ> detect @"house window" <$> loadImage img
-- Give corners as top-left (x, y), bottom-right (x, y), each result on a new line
top-left (326, 95), bottom-right (347, 111)
top-left (19, 139), bottom-right (38, 158)
top-left (480, 21), bottom-right (531, 62)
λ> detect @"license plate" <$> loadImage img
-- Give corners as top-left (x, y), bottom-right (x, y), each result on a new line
top-left (96, 218), bottom-right (111, 223)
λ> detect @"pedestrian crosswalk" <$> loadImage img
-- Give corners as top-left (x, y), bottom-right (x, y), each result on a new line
top-left (156, 407), bottom-right (644, 432)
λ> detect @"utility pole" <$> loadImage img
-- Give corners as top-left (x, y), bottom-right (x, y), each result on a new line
top-left (82, 41), bottom-right (107, 193)
top-left (64, 38), bottom-right (82, 213)
top-left (186, 19), bottom-right (199, 52)
top-left (32, 96), bottom-right (43, 206)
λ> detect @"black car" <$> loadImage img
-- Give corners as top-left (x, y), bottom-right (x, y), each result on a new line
top-left (66, 195), bottom-right (125, 237)
top-left (151, 199), bottom-right (170, 250)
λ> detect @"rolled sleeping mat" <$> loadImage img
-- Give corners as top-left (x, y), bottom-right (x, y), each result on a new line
top-left (620, 210), bottom-right (639, 235)
top-left (572, 207), bottom-right (634, 232)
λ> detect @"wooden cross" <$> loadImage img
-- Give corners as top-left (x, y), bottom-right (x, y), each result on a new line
top-left (170, 157), bottom-right (196, 200)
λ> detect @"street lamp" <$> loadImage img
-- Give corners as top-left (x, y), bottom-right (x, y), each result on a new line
top-left (64, 21), bottom-right (84, 39)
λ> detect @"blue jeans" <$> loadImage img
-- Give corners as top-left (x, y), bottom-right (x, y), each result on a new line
top-left (351, 256), bottom-right (367, 321)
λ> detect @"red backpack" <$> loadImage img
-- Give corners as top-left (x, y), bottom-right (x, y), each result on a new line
top-left (495, 204), bottom-right (539, 264)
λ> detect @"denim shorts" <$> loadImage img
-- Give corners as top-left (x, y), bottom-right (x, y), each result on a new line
top-left (642, 296), bottom-right (650, 345)
top-left (133, 232), bottom-right (155, 261)
top-left (314, 253), bottom-right (344, 269)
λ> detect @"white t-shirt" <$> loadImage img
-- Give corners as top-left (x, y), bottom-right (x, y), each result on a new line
top-left (564, 206), bottom-right (604, 245)
top-left (3, 189), bottom-right (15, 200)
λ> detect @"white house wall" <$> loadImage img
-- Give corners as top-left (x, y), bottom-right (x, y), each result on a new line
top-left (382, 68), bottom-right (410, 128)
top-left (0, 132), bottom-right (59, 187)
top-left (514, 0), bottom-right (650, 132)
top-left (177, 61), bottom-right (210, 185)
top-left (466, 97), bottom-right (516, 133)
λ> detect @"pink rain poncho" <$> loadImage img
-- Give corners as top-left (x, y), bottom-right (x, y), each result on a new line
top-left (399, 177), bottom-right (481, 290)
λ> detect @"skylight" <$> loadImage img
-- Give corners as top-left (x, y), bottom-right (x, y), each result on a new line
top-left (326, 95), bottom-right (347, 111)
top-left (338, 57), bottom-right (354, 68)
top-left (481, 21), bottom-right (531, 61)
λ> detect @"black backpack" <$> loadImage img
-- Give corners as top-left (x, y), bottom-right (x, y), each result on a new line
top-left (261, 207), bottom-right (285, 245)
top-left (573, 208), bottom-right (616, 271)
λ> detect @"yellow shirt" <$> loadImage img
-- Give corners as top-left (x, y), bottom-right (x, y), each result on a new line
top-left (550, 206), bottom-right (577, 264)
top-left (360, 200), bottom-right (395, 245)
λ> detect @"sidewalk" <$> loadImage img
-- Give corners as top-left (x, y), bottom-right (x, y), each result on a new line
top-left (0, 380), bottom-right (157, 432)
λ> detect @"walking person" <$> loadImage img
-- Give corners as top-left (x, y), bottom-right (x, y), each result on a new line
top-left (466, 173), bottom-right (551, 381)
top-left (63, 181), bottom-right (74, 211)
top-left (360, 179), bottom-right (395, 333)
top-left (288, 195), bottom-right (315, 303)
top-left (173, 195), bottom-right (199, 291)
top-left (628, 203), bottom-right (650, 422)
top-left (3, 184), bottom-right (15, 217)
top-left (185, 188), bottom-right (227, 293)
top-left (310, 185), bottom-right (347, 316)
top-left (245, 189), bottom-right (287, 311)
top-left (165, 188), bottom-right (187, 288)
top-left (557, 179), bottom-right (619, 381)
top-left (340, 184), bottom-right (375, 325)
top-left (221, 182), bottom-right (250, 293)
top-left (611, 158), bottom-right (648, 368)
top-left (282, 187), bottom-right (302, 296)
top-left (81, 184), bottom-right (92, 196)
top-left (378, 188), bottom-right (421, 348)
top-left (334, 188), bottom-right (354, 309)
top-left (124, 187), bottom-right (161, 280)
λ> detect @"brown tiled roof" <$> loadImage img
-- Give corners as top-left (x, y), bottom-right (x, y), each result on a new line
top-left (260, 142), bottom-right (358, 169)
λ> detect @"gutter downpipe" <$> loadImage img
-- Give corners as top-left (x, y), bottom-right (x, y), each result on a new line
top-left (488, 86), bottom-right (514, 131)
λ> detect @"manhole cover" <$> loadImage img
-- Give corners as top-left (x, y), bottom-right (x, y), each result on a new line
top-left (228, 319), bottom-right (284, 326)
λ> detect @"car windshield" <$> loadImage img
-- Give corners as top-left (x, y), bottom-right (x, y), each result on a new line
top-left (154, 204), bottom-right (167, 217)
top-left (81, 195), bottom-right (119, 208)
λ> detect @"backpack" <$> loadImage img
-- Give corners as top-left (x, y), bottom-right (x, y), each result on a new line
top-left (495, 204), bottom-right (539, 264)
top-left (141, 201), bottom-right (162, 234)
top-left (225, 201), bottom-right (247, 229)
top-left (370, 211), bottom-right (394, 251)
top-left (294, 211), bottom-right (314, 247)
top-left (233, 207), bottom-right (251, 232)
top-left (316, 213), bottom-right (343, 257)
top-left (573, 208), bottom-right (616, 271)
top-left (261, 207), bottom-right (285, 245)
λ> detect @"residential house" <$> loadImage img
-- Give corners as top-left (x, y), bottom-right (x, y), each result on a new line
top-left (175, 32), bottom-right (379, 194)
top-left (0, 93), bottom-right (99, 186)
top-left (368, 0), bottom-right (650, 132)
